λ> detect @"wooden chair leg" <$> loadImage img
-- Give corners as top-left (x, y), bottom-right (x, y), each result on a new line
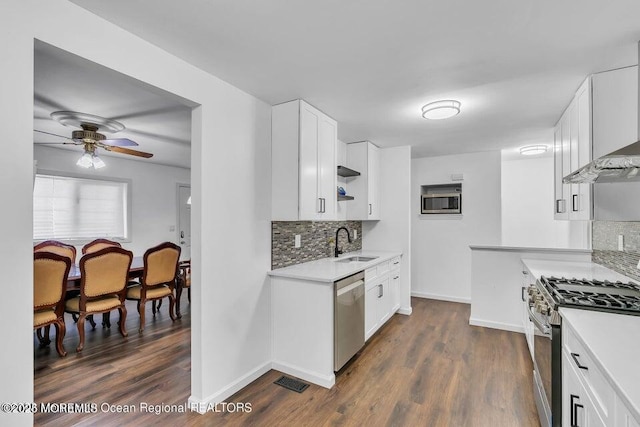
top-left (138, 299), bottom-right (146, 333)
top-left (118, 306), bottom-right (128, 338)
top-left (54, 320), bottom-right (67, 357)
top-left (152, 300), bottom-right (157, 314)
top-left (87, 314), bottom-right (96, 330)
top-left (175, 285), bottom-right (183, 319)
top-left (36, 326), bottom-right (51, 346)
top-left (102, 312), bottom-right (111, 328)
top-left (72, 313), bottom-right (78, 323)
top-left (76, 314), bottom-right (86, 352)
top-left (168, 295), bottom-right (176, 322)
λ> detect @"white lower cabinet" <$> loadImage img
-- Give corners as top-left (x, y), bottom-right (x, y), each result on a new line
top-left (563, 350), bottom-right (606, 427)
top-left (364, 256), bottom-right (401, 341)
top-left (562, 320), bottom-right (639, 427)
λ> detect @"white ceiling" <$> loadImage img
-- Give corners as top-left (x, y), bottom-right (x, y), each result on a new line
top-left (67, 0), bottom-right (640, 159)
top-left (34, 42), bottom-right (192, 169)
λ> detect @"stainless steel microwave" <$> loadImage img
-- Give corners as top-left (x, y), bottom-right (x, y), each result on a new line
top-left (421, 193), bottom-right (461, 214)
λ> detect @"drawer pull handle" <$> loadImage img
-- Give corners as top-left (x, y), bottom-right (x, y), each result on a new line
top-left (393, 261), bottom-right (399, 265)
top-left (571, 353), bottom-right (588, 370)
top-left (570, 394), bottom-right (579, 426)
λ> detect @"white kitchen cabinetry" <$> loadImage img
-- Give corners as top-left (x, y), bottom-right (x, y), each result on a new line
top-left (591, 66), bottom-right (639, 221)
top-left (563, 351), bottom-right (606, 427)
top-left (346, 141), bottom-right (380, 220)
top-left (554, 78), bottom-right (592, 220)
top-left (562, 317), bottom-right (640, 427)
top-left (272, 99), bottom-right (337, 220)
top-left (520, 263), bottom-right (534, 360)
top-left (364, 256), bottom-right (401, 340)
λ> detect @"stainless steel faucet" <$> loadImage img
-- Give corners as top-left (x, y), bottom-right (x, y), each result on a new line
top-left (334, 227), bottom-right (351, 257)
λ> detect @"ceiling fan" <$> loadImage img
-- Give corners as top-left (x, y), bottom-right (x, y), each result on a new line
top-left (34, 111), bottom-right (153, 169)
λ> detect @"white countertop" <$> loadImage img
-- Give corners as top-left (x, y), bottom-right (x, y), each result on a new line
top-left (560, 308), bottom-right (640, 422)
top-left (470, 244), bottom-right (592, 254)
top-left (268, 250), bottom-right (402, 283)
top-left (522, 259), bottom-right (637, 284)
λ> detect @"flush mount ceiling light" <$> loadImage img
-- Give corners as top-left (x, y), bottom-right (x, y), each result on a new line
top-left (519, 145), bottom-right (548, 156)
top-left (421, 100), bottom-right (461, 120)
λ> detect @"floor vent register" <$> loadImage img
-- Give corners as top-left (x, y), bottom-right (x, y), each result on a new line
top-left (273, 376), bottom-right (310, 393)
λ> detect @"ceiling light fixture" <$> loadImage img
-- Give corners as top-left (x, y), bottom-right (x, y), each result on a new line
top-left (76, 149), bottom-right (106, 169)
top-left (519, 145), bottom-right (548, 156)
top-left (421, 100), bottom-right (461, 120)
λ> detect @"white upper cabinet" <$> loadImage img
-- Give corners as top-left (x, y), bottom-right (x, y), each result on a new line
top-left (554, 77), bottom-right (592, 220)
top-left (272, 100), bottom-right (337, 221)
top-left (592, 66), bottom-right (639, 221)
top-left (346, 141), bottom-right (380, 220)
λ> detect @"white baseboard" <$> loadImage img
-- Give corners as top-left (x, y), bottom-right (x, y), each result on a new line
top-left (271, 361), bottom-right (335, 389)
top-left (188, 361), bottom-right (271, 414)
top-left (398, 306), bottom-right (412, 315)
top-left (469, 317), bottom-right (524, 334)
top-left (411, 291), bottom-right (471, 304)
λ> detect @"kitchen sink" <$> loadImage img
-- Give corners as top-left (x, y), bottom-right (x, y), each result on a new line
top-left (335, 256), bottom-right (378, 263)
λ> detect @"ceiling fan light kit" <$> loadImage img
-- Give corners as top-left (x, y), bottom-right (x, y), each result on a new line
top-left (421, 100), bottom-right (461, 120)
top-left (34, 111), bottom-right (153, 169)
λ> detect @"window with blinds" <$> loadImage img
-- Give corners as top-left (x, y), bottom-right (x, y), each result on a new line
top-left (33, 174), bottom-right (129, 241)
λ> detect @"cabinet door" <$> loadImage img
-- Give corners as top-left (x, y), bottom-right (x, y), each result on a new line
top-left (561, 111), bottom-right (573, 220)
top-left (554, 124), bottom-right (568, 219)
top-left (563, 351), bottom-right (606, 427)
top-left (378, 277), bottom-right (391, 324)
top-left (390, 270), bottom-right (400, 312)
top-left (616, 397), bottom-right (640, 427)
top-left (299, 102), bottom-right (321, 220)
top-left (365, 283), bottom-right (380, 341)
top-left (318, 114), bottom-right (337, 219)
top-left (570, 80), bottom-right (592, 220)
top-left (367, 143), bottom-right (380, 219)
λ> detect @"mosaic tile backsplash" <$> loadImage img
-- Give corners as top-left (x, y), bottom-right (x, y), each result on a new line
top-left (592, 221), bottom-right (640, 282)
top-left (272, 221), bottom-right (362, 269)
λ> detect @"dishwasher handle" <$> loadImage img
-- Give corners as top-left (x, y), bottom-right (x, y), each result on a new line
top-left (336, 279), bottom-right (364, 296)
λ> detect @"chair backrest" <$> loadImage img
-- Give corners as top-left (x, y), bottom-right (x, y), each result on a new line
top-left (80, 246), bottom-right (133, 298)
top-left (34, 252), bottom-right (71, 310)
top-left (82, 238), bottom-right (122, 255)
top-left (143, 242), bottom-right (181, 287)
top-left (34, 240), bottom-right (77, 265)
top-left (179, 260), bottom-right (191, 287)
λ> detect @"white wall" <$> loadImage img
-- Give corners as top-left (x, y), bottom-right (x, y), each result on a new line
top-left (362, 146), bottom-right (412, 314)
top-left (336, 140), bottom-right (348, 220)
top-left (411, 151), bottom-right (502, 303)
top-left (34, 145), bottom-right (190, 256)
top-left (501, 155), bottom-right (590, 249)
top-left (1, 1), bottom-right (271, 424)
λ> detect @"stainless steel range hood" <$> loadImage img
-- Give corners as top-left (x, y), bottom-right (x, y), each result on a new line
top-left (563, 140), bottom-right (640, 183)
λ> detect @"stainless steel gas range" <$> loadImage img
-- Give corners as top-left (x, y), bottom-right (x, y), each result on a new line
top-left (523, 276), bottom-right (640, 427)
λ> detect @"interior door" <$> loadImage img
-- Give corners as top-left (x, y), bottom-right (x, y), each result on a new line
top-left (177, 184), bottom-right (191, 260)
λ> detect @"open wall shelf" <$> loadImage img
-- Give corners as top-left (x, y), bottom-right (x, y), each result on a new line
top-left (337, 166), bottom-right (360, 177)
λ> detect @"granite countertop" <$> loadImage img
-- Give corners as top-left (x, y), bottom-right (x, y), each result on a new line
top-left (268, 250), bottom-right (402, 283)
top-left (560, 308), bottom-right (640, 422)
top-left (521, 259), bottom-right (637, 283)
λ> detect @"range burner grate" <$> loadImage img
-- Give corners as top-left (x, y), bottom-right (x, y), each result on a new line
top-left (540, 276), bottom-right (640, 315)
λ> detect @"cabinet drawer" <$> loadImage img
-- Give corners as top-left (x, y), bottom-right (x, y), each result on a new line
top-left (377, 261), bottom-right (390, 276)
top-left (366, 260), bottom-right (391, 283)
top-left (390, 256), bottom-right (401, 271)
top-left (563, 323), bottom-right (614, 422)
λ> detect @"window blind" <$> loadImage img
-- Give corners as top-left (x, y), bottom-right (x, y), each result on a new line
top-left (33, 174), bottom-right (128, 241)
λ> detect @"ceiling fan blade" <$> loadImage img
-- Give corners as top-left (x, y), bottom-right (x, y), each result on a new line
top-left (34, 129), bottom-right (75, 141)
top-left (101, 138), bottom-right (139, 147)
top-left (34, 141), bottom-right (82, 145)
top-left (104, 145), bottom-right (153, 158)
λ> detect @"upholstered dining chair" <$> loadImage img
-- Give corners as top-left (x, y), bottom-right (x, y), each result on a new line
top-left (34, 252), bottom-right (71, 357)
top-left (126, 242), bottom-right (180, 332)
top-left (82, 238), bottom-right (122, 255)
top-left (65, 246), bottom-right (132, 352)
top-left (34, 240), bottom-right (77, 264)
top-left (153, 259), bottom-right (190, 317)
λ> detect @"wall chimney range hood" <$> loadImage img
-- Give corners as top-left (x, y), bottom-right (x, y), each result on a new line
top-left (563, 140), bottom-right (640, 183)
top-left (564, 41), bottom-right (640, 184)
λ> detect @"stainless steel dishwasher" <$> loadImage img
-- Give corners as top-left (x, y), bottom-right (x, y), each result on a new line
top-left (334, 271), bottom-right (365, 371)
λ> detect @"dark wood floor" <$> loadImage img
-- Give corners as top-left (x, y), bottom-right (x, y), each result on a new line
top-left (34, 298), bottom-right (539, 426)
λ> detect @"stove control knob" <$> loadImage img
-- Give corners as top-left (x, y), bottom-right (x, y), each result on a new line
top-left (527, 287), bottom-right (536, 296)
top-left (538, 303), bottom-right (549, 314)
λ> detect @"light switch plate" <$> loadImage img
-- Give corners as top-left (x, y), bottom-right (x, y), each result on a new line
top-left (618, 234), bottom-right (624, 251)
top-left (294, 234), bottom-right (301, 248)
top-left (354, 230), bottom-right (358, 240)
